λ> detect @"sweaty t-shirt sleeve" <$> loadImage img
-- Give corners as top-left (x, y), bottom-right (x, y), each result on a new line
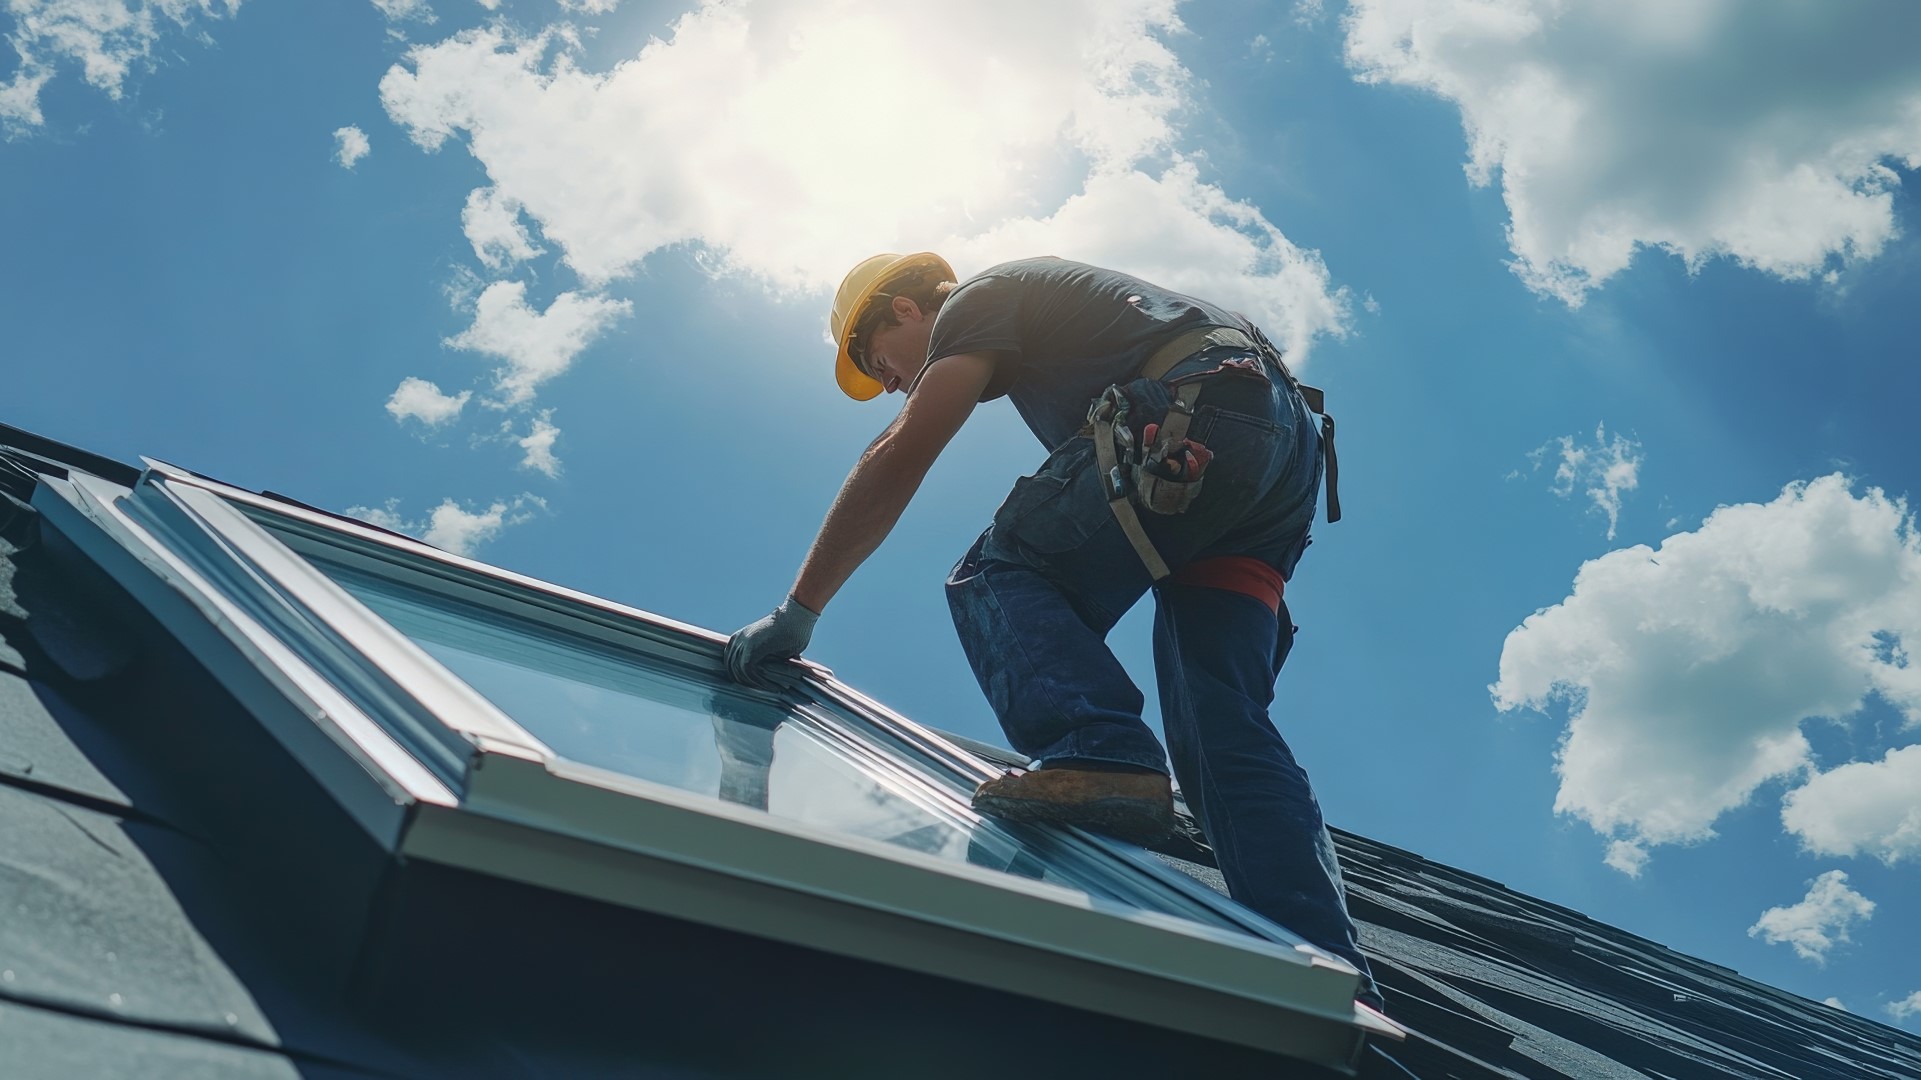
top-left (921, 274), bottom-right (1025, 400)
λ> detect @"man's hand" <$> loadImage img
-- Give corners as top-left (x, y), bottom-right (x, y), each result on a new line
top-left (724, 596), bottom-right (820, 689)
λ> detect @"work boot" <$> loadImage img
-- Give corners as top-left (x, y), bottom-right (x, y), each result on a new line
top-left (971, 766), bottom-right (1176, 844)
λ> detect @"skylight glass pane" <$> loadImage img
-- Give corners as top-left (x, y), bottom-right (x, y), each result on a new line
top-left (308, 557), bottom-right (1155, 894)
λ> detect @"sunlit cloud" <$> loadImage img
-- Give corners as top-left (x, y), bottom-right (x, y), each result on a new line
top-left (370, 0), bottom-right (434, 23)
top-left (463, 187), bottom-right (543, 271)
top-left (1343, 0), bottom-right (1921, 304)
top-left (1525, 423), bottom-right (1644, 540)
top-left (334, 125), bottom-right (372, 169)
top-left (1, 0), bottom-right (243, 137)
top-left (517, 412), bottom-right (561, 478)
top-left (378, 0), bottom-right (1350, 369)
top-left (386, 377), bottom-right (471, 426)
top-left (347, 493), bottom-right (544, 555)
top-left (443, 282), bottom-right (631, 406)
top-left (1782, 745), bottom-right (1921, 865)
top-left (1492, 475), bottom-right (1921, 871)
top-left (1748, 871), bottom-right (1875, 964)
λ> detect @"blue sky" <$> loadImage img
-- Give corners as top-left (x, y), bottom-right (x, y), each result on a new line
top-left (6, 0), bottom-right (1921, 1025)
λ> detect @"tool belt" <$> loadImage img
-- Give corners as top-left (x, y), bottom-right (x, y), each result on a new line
top-left (1087, 324), bottom-right (1341, 583)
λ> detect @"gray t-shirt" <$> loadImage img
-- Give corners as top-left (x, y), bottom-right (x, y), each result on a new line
top-left (924, 257), bottom-right (1243, 450)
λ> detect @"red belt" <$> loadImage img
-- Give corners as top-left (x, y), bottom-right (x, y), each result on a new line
top-left (1170, 556), bottom-right (1285, 615)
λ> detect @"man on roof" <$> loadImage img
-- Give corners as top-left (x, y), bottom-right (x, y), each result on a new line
top-left (725, 253), bottom-right (1378, 1007)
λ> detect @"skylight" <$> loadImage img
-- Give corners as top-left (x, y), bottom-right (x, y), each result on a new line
top-left (33, 461), bottom-right (1390, 1070)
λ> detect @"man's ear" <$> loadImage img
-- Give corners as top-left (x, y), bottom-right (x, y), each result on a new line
top-left (891, 294), bottom-right (925, 322)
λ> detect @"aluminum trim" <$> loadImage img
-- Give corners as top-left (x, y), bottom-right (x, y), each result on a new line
top-left (158, 479), bottom-right (551, 760)
top-left (33, 474), bottom-right (455, 831)
top-left (120, 481), bottom-right (477, 789)
top-left (784, 700), bottom-right (1266, 939)
top-left (452, 751), bottom-right (1362, 1019)
top-left (801, 676), bottom-right (1330, 952)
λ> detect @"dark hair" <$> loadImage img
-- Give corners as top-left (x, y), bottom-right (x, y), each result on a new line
top-left (849, 268), bottom-right (957, 376)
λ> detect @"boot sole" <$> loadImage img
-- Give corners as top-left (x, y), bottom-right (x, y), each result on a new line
top-left (972, 792), bottom-right (1175, 845)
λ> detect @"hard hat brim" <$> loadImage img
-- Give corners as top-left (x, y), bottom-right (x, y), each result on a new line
top-left (834, 252), bottom-right (955, 401)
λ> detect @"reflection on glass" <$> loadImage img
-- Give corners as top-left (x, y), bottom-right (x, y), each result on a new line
top-left (309, 558), bottom-right (1071, 887)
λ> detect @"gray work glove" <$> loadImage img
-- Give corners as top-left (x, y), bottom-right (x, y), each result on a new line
top-left (724, 596), bottom-right (820, 690)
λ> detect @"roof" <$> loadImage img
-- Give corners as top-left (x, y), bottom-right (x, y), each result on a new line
top-left (947, 730), bottom-right (1921, 1078)
top-left (4, 418), bottom-right (1919, 1080)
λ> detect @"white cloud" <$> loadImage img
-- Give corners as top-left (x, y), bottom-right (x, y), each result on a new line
top-left (385, 376), bottom-right (471, 426)
top-left (334, 125), bottom-right (371, 169)
top-left (1491, 475), bottom-right (1921, 868)
top-left (1342, 1), bottom-right (1921, 304)
top-left (349, 503), bottom-right (409, 533)
top-left (517, 412), bottom-right (561, 477)
top-left (1603, 839), bottom-right (1649, 878)
top-left (346, 495), bottom-right (542, 556)
top-left (941, 164), bottom-right (1350, 362)
top-left (444, 281), bottom-right (630, 406)
top-left (378, 2), bottom-right (1348, 362)
top-left (370, 0), bottom-right (434, 21)
top-left (1782, 745), bottom-right (1921, 865)
top-left (1890, 991), bottom-right (1921, 1023)
top-left (419, 497), bottom-right (528, 554)
top-left (462, 186), bottom-right (544, 270)
top-left (1528, 423), bottom-right (1644, 540)
top-left (1824, 997), bottom-right (1847, 1011)
top-left (1, 0), bottom-right (242, 136)
top-left (558, 0), bottom-right (620, 12)
top-left (1747, 871), bottom-right (1874, 963)
top-left (476, 0), bottom-right (500, 8)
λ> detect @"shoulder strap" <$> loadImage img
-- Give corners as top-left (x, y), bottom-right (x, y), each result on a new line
top-left (1296, 384), bottom-right (1340, 524)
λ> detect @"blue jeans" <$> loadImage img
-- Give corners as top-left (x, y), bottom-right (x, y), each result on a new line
top-left (945, 349), bottom-right (1378, 998)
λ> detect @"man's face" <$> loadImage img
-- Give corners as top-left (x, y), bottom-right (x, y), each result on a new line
top-left (860, 297), bottom-right (935, 395)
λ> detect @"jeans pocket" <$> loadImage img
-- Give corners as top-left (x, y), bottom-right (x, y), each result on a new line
top-left (1183, 407), bottom-right (1286, 518)
top-left (988, 438), bottom-right (1110, 556)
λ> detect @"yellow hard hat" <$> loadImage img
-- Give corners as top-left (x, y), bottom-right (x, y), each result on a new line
top-left (830, 252), bottom-right (956, 400)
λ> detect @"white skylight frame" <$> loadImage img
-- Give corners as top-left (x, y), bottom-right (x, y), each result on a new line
top-left (36, 461), bottom-right (1398, 1068)
top-left (34, 470), bottom-right (457, 847)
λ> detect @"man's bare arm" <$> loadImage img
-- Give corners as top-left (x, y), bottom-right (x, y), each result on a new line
top-left (790, 352), bottom-right (999, 613)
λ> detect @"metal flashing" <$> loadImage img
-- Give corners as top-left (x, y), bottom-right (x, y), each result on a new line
top-left (0, 422), bottom-right (141, 487)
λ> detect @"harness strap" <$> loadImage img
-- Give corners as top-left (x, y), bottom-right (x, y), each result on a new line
top-left (1295, 384), bottom-right (1340, 523)
top-left (1092, 406), bottom-right (1171, 581)
top-left (1146, 325), bottom-right (1341, 525)
top-left (1140, 326), bottom-right (1253, 381)
top-left (1092, 322), bottom-right (1343, 584)
top-left (1153, 383), bottom-right (1203, 451)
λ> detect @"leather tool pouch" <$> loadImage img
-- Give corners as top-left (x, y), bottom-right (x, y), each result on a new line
top-left (1087, 382), bottom-right (1211, 518)
top-left (1132, 398), bottom-right (1209, 516)
top-left (1133, 466), bottom-right (1204, 515)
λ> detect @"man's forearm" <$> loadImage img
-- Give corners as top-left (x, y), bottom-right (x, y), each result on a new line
top-left (790, 430), bottom-right (931, 613)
